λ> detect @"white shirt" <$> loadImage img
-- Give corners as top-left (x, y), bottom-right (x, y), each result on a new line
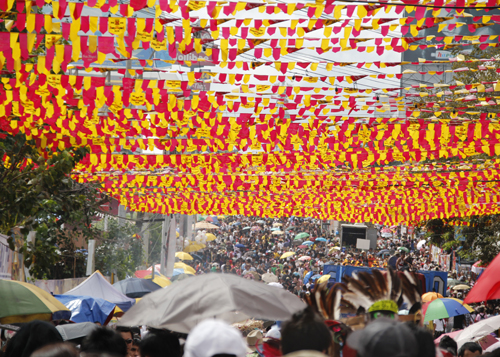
top-left (434, 319), bottom-right (445, 332)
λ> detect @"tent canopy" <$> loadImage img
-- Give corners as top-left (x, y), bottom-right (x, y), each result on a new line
top-left (63, 271), bottom-right (135, 312)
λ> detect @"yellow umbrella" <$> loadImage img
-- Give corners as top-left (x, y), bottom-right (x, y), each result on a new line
top-left (206, 233), bottom-right (217, 241)
top-left (328, 247), bottom-right (341, 254)
top-left (272, 230), bottom-right (284, 235)
top-left (175, 252), bottom-right (193, 260)
top-left (273, 222), bottom-right (282, 227)
top-left (143, 274), bottom-right (172, 288)
top-left (280, 252), bottom-right (295, 259)
top-left (174, 262), bottom-right (196, 275)
top-left (317, 275), bottom-right (331, 284)
top-left (184, 243), bottom-right (206, 253)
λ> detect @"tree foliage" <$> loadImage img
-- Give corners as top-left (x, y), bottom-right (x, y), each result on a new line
top-left (0, 130), bottom-right (107, 278)
top-left (94, 218), bottom-right (143, 280)
top-left (425, 216), bottom-right (500, 264)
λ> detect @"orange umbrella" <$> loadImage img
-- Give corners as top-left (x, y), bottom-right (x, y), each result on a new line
top-left (422, 292), bottom-right (443, 303)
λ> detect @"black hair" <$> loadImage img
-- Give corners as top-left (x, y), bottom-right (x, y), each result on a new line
top-left (139, 330), bottom-right (181, 357)
top-left (31, 343), bottom-right (79, 357)
top-left (405, 322), bottom-right (436, 357)
top-left (439, 335), bottom-right (458, 356)
top-left (458, 342), bottom-right (482, 357)
top-left (80, 327), bottom-right (127, 357)
top-left (4, 320), bottom-right (63, 357)
top-left (281, 306), bottom-right (332, 355)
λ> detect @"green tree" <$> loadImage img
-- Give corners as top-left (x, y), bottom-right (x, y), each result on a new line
top-left (94, 218), bottom-right (143, 280)
top-left (0, 130), bottom-right (106, 278)
top-left (425, 215), bottom-right (500, 264)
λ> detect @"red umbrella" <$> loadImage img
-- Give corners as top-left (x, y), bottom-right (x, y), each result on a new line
top-left (465, 254), bottom-right (500, 303)
top-left (381, 228), bottom-right (392, 233)
top-left (298, 245), bottom-right (307, 249)
top-left (205, 216), bottom-right (214, 222)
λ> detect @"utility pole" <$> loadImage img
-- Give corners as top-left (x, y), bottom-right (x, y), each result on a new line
top-left (160, 215), bottom-right (170, 276)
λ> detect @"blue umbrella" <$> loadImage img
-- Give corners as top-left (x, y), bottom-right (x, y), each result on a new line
top-left (303, 271), bottom-right (314, 284)
top-left (315, 238), bottom-right (327, 242)
top-left (55, 295), bottom-right (116, 325)
top-left (113, 278), bottom-right (162, 298)
top-left (303, 241), bottom-right (314, 246)
top-left (271, 227), bottom-right (280, 231)
top-left (235, 244), bottom-right (246, 248)
top-left (173, 269), bottom-right (185, 277)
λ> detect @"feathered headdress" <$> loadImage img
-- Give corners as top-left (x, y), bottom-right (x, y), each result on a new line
top-left (305, 268), bottom-right (422, 326)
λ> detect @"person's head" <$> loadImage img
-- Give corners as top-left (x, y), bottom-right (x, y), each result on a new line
top-left (115, 326), bottom-right (133, 354)
top-left (281, 306), bottom-right (332, 355)
top-left (4, 320), bottom-right (63, 357)
top-left (31, 343), bottom-right (79, 357)
top-left (439, 336), bottom-right (458, 356)
top-left (346, 318), bottom-right (418, 357)
top-left (184, 319), bottom-right (246, 357)
top-left (131, 338), bottom-right (141, 357)
top-left (458, 342), bottom-right (482, 357)
top-left (140, 331), bottom-right (180, 357)
top-left (80, 327), bottom-right (127, 357)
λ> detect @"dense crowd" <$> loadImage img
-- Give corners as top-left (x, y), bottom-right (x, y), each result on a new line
top-left (177, 216), bottom-right (474, 297)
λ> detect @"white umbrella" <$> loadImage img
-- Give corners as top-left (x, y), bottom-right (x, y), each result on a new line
top-left (381, 232), bottom-right (393, 238)
top-left (272, 230), bottom-right (284, 235)
top-left (194, 222), bottom-right (219, 230)
top-left (262, 273), bottom-right (279, 283)
top-left (272, 223), bottom-right (282, 227)
top-left (455, 315), bottom-right (500, 348)
top-left (118, 273), bottom-right (305, 333)
top-left (417, 240), bottom-right (427, 250)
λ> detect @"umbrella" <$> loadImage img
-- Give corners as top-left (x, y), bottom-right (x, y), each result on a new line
top-left (143, 274), bottom-right (171, 288)
top-left (205, 233), bottom-right (217, 242)
top-left (398, 247), bottom-right (409, 253)
top-left (56, 322), bottom-right (98, 342)
top-left (298, 245), bottom-right (308, 249)
top-left (256, 220), bottom-right (266, 224)
top-left (251, 226), bottom-right (261, 231)
top-left (381, 228), bottom-right (392, 233)
top-left (295, 232), bottom-right (310, 240)
top-left (472, 260), bottom-right (487, 274)
top-left (377, 249), bottom-right (390, 256)
top-left (381, 232), bottom-right (393, 238)
top-left (423, 298), bottom-right (474, 322)
top-left (455, 315), bottom-right (500, 348)
top-left (113, 278), bottom-right (162, 298)
top-left (272, 230), bottom-right (284, 235)
top-left (235, 244), bottom-right (246, 248)
top-left (270, 227), bottom-right (280, 231)
top-left (328, 247), bottom-right (340, 254)
top-left (417, 240), bottom-right (427, 250)
top-left (194, 222), bottom-right (219, 230)
top-left (205, 216), bottom-right (214, 222)
top-left (422, 292), bottom-right (443, 303)
top-left (303, 271), bottom-right (314, 284)
top-left (317, 275), bottom-right (331, 284)
top-left (170, 273), bottom-right (193, 282)
top-left (242, 227), bottom-right (251, 231)
top-left (268, 282), bottom-right (284, 289)
top-left (452, 284), bottom-right (471, 291)
top-left (118, 274), bottom-right (305, 333)
top-left (434, 329), bottom-right (463, 343)
top-left (448, 279), bottom-right (461, 287)
top-left (465, 255), bottom-right (499, 303)
top-left (303, 241), bottom-right (314, 246)
top-left (175, 252), bottom-right (194, 260)
top-left (55, 295), bottom-right (116, 325)
top-left (262, 273), bottom-right (279, 283)
top-left (298, 256), bottom-right (311, 261)
top-left (273, 222), bottom-right (283, 227)
top-left (0, 280), bottom-right (71, 324)
top-left (315, 238), bottom-right (327, 242)
top-left (280, 252), bottom-right (296, 259)
top-left (174, 262), bottom-right (196, 275)
top-left (184, 243), bottom-right (206, 253)
top-left (310, 274), bottom-right (322, 281)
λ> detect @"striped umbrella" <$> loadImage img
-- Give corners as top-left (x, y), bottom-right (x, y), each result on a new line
top-left (423, 298), bottom-right (474, 322)
top-left (0, 280), bottom-right (71, 324)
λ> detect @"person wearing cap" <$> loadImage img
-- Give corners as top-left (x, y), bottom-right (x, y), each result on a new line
top-left (184, 320), bottom-right (247, 357)
top-left (346, 318), bottom-right (418, 357)
top-left (246, 330), bottom-right (263, 356)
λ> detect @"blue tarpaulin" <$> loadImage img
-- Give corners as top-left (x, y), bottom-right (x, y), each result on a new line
top-left (55, 295), bottom-right (116, 325)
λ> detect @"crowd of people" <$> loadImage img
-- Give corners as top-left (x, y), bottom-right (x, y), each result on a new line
top-left (177, 216), bottom-right (473, 298)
